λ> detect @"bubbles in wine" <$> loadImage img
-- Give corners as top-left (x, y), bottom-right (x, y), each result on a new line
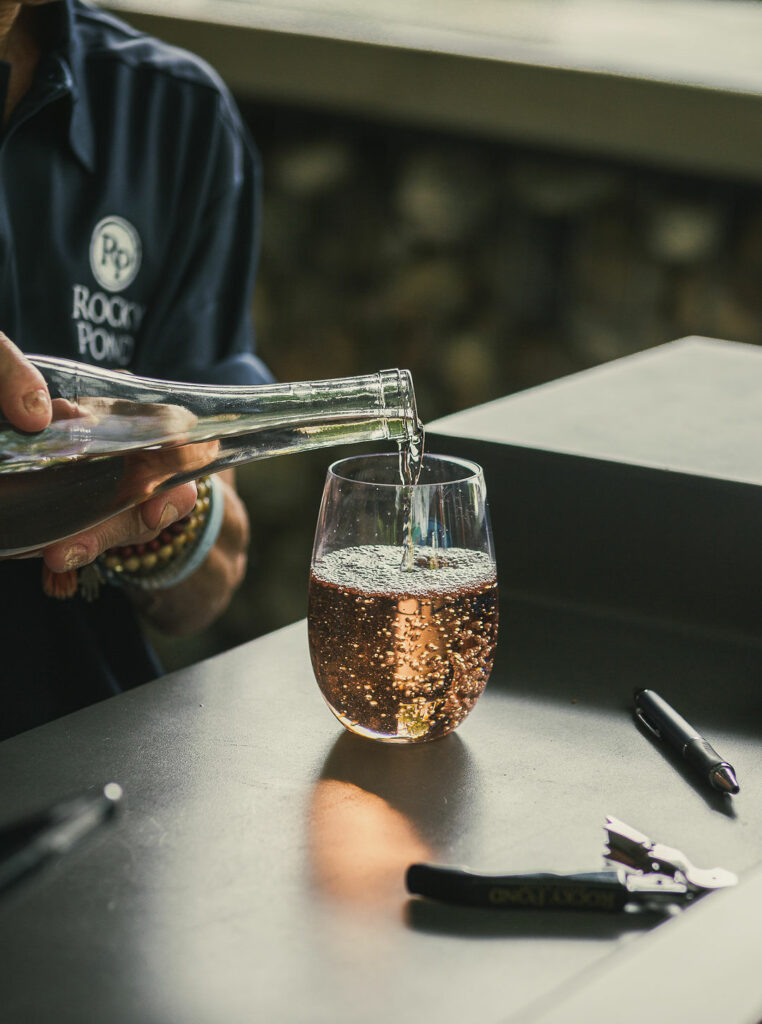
top-left (308, 544), bottom-right (498, 742)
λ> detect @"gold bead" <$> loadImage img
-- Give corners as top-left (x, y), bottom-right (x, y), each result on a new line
top-left (159, 544), bottom-right (174, 561)
top-left (173, 533), bottom-right (188, 552)
top-left (103, 555), bottom-right (122, 571)
top-left (124, 556), bottom-right (141, 572)
top-left (141, 552), bottom-right (158, 570)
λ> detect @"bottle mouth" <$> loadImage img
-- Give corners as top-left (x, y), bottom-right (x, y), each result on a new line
top-left (328, 453), bottom-right (483, 488)
top-left (378, 368), bottom-right (422, 441)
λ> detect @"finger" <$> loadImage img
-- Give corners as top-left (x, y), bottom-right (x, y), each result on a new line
top-left (42, 482), bottom-right (198, 573)
top-left (0, 334), bottom-right (52, 432)
top-left (139, 481), bottom-right (198, 533)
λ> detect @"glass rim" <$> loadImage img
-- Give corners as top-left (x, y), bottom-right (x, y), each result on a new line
top-left (327, 452), bottom-right (484, 488)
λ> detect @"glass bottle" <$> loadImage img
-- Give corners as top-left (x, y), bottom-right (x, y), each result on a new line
top-left (0, 356), bottom-right (422, 556)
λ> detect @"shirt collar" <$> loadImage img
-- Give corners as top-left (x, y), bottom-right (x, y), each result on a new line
top-left (45, 0), bottom-right (96, 173)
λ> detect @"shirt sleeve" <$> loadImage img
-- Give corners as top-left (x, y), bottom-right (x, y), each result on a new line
top-left (133, 88), bottom-right (273, 388)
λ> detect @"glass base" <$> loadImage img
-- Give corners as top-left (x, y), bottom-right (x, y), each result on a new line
top-left (327, 703), bottom-right (459, 744)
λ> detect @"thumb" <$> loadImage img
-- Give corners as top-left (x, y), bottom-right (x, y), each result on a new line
top-left (0, 334), bottom-right (52, 432)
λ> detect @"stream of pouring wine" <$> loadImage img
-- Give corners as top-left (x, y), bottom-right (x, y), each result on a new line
top-left (398, 427), bottom-right (424, 573)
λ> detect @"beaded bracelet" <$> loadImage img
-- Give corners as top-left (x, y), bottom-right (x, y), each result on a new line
top-left (102, 476), bottom-right (213, 579)
top-left (96, 475), bottom-right (224, 594)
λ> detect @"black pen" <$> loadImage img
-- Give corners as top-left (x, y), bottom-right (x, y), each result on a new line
top-left (633, 689), bottom-right (739, 794)
top-left (0, 783), bottom-right (123, 893)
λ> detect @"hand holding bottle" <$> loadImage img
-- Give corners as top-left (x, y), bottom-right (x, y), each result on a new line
top-left (40, 397), bottom-right (208, 574)
top-left (0, 335), bottom-right (198, 573)
top-left (41, 472), bottom-right (199, 576)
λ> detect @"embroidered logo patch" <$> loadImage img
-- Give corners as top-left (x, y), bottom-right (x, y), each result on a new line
top-left (89, 216), bottom-right (142, 293)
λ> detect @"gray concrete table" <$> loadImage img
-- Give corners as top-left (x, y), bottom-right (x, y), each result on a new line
top-left (2, 339), bottom-right (762, 1022)
top-left (0, 603), bottom-right (761, 1023)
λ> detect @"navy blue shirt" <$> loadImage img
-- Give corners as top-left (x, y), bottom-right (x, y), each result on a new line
top-left (1, 0), bottom-right (271, 738)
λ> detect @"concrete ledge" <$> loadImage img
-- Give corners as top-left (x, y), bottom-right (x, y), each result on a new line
top-left (100, 1), bottom-right (762, 182)
top-left (428, 338), bottom-right (762, 637)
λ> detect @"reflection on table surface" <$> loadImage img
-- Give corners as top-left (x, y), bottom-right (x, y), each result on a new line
top-left (309, 732), bottom-right (472, 911)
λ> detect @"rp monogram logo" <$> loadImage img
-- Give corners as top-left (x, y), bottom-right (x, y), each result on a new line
top-left (89, 216), bottom-right (142, 293)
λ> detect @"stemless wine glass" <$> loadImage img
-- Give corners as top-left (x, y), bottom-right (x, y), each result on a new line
top-left (308, 453), bottom-right (498, 743)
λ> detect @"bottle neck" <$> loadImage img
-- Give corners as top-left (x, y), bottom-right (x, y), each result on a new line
top-left (0, 359), bottom-right (425, 553)
top-left (31, 358), bottom-right (416, 433)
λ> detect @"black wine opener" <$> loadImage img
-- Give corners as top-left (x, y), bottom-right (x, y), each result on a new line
top-left (406, 816), bottom-right (737, 913)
